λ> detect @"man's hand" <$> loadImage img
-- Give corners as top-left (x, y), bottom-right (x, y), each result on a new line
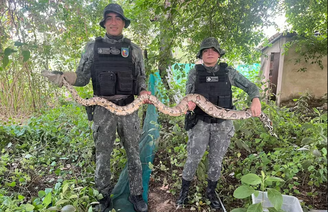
top-left (42, 70), bottom-right (64, 87)
top-left (250, 98), bottom-right (261, 117)
top-left (139, 90), bottom-right (152, 104)
top-left (42, 70), bottom-right (77, 87)
top-left (188, 101), bottom-right (197, 111)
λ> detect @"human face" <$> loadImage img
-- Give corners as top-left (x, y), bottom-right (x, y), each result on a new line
top-left (202, 48), bottom-right (220, 67)
top-left (104, 12), bottom-right (125, 36)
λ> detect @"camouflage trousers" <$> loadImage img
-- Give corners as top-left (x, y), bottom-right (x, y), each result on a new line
top-left (92, 105), bottom-right (143, 196)
top-left (182, 119), bottom-right (235, 182)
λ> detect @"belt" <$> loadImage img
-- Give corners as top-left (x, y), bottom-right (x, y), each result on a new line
top-left (197, 115), bottom-right (224, 124)
top-left (109, 95), bottom-right (134, 106)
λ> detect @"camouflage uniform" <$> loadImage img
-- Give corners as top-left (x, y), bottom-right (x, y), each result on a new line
top-left (183, 63), bottom-right (260, 182)
top-left (73, 34), bottom-right (147, 196)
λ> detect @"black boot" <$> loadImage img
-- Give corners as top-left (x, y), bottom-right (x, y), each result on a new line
top-left (95, 195), bottom-right (111, 212)
top-left (129, 194), bottom-right (148, 212)
top-left (176, 178), bottom-right (191, 206)
top-left (206, 180), bottom-right (221, 209)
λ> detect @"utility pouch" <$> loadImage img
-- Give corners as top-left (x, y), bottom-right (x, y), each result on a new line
top-left (184, 111), bottom-right (198, 131)
top-left (85, 100), bottom-right (95, 121)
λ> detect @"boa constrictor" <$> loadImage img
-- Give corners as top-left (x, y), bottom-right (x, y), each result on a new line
top-left (43, 72), bottom-right (276, 137)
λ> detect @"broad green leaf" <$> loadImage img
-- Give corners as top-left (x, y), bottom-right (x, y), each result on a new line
top-left (47, 206), bottom-right (60, 211)
top-left (267, 188), bottom-right (283, 210)
top-left (56, 199), bottom-right (70, 206)
top-left (241, 173), bottom-right (262, 185)
top-left (312, 149), bottom-right (321, 157)
top-left (43, 192), bottom-right (52, 207)
top-left (246, 203), bottom-right (262, 212)
top-left (61, 205), bottom-right (76, 212)
top-left (63, 182), bottom-right (70, 194)
top-left (69, 194), bottom-right (78, 199)
top-left (4, 47), bottom-right (17, 56)
top-left (22, 50), bottom-right (30, 62)
top-left (301, 137), bottom-right (313, 144)
top-left (233, 185), bottom-right (255, 199)
top-left (38, 190), bottom-right (46, 198)
top-left (14, 41), bottom-right (25, 46)
top-left (2, 56), bottom-right (9, 68)
top-left (24, 204), bottom-right (35, 211)
top-left (265, 177), bottom-right (284, 182)
top-left (268, 207), bottom-right (279, 212)
top-left (45, 188), bottom-right (53, 194)
top-left (268, 207), bottom-right (285, 212)
top-left (18, 194), bottom-right (25, 200)
top-left (9, 181), bottom-right (16, 187)
top-left (231, 208), bottom-right (247, 212)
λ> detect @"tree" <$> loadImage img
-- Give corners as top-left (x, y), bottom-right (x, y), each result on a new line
top-left (283, 0), bottom-right (327, 70)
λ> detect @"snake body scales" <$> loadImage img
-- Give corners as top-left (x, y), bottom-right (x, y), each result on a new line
top-left (44, 72), bottom-right (276, 136)
top-left (63, 79), bottom-right (252, 118)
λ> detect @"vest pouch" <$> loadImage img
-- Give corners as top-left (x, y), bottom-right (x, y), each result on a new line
top-left (98, 71), bottom-right (116, 96)
top-left (185, 111), bottom-right (198, 131)
top-left (117, 71), bottom-right (133, 93)
top-left (218, 95), bottom-right (232, 108)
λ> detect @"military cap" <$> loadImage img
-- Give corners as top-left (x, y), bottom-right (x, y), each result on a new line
top-left (196, 37), bottom-right (225, 58)
top-left (99, 3), bottom-right (131, 28)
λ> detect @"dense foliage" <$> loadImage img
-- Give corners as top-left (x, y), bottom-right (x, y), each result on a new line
top-left (1, 65), bottom-right (327, 211)
top-left (0, 0), bottom-right (327, 211)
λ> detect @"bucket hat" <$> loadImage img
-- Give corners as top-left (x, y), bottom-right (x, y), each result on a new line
top-left (99, 3), bottom-right (130, 28)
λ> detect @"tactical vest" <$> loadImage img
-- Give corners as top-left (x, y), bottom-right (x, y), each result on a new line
top-left (193, 63), bottom-right (233, 118)
top-left (91, 37), bottom-right (138, 96)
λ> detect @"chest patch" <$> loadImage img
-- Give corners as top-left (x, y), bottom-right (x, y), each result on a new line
top-left (97, 47), bottom-right (120, 55)
top-left (206, 76), bottom-right (219, 82)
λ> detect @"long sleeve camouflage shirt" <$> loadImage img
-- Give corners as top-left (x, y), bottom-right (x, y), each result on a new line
top-left (73, 34), bottom-right (147, 93)
top-left (185, 63), bottom-right (260, 100)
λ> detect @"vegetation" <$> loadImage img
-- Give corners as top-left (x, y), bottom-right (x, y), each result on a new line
top-left (0, 0), bottom-right (327, 211)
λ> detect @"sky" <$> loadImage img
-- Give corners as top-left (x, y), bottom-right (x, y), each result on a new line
top-left (263, 14), bottom-right (288, 37)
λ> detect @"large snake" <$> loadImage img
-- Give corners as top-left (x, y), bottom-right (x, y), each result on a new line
top-left (42, 72), bottom-right (276, 137)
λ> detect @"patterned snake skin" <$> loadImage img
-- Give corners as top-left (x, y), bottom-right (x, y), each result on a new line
top-left (42, 72), bottom-right (276, 136)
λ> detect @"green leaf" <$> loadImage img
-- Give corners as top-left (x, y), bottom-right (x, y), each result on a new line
top-left (233, 185), bottom-right (255, 199)
top-left (301, 137), bottom-right (313, 144)
top-left (246, 203), bottom-right (262, 212)
top-left (61, 205), bottom-right (76, 212)
top-left (47, 206), bottom-right (60, 211)
top-left (267, 188), bottom-right (283, 210)
top-left (4, 47), bottom-right (17, 56)
top-left (267, 207), bottom-right (279, 212)
top-left (69, 194), bottom-right (78, 199)
top-left (38, 190), bottom-right (46, 198)
top-left (265, 177), bottom-right (284, 182)
top-left (18, 194), bottom-right (25, 200)
top-left (231, 208), bottom-right (247, 212)
top-left (55, 199), bottom-right (70, 206)
top-left (45, 188), bottom-right (53, 194)
top-left (14, 41), bottom-right (25, 46)
top-left (268, 207), bottom-right (285, 212)
top-left (241, 173), bottom-right (262, 185)
top-left (22, 50), bottom-right (30, 62)
top-left (322, 148), bottom-right (327, 155)
top-left (43, 192), bottom-right (52, 207)
top-left (24, 204), bottom-right (35, 211)
top-left (63, 182), bottom-right (70, 194)
top-left (3, 56), bottom-right (9, 68)
top-left (9, 181), bottom-right (16, 187)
